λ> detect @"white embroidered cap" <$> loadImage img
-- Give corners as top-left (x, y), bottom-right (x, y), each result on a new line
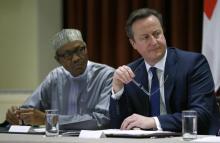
top-left (52, 29), bottom-right (85, 50)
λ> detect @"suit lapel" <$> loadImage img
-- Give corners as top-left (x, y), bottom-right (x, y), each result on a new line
top-left (164, 48), bottom-right (178, 113)
top-left (134, 60), bottom-right (149, 93)
top-left (133, 60), bottom-right (150, 115)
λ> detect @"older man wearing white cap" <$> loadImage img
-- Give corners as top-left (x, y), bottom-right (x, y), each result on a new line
top-left (5, 29), bottom-right (114, 130)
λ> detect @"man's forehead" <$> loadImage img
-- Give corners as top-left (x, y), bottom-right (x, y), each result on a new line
top-left (58, 41), bottom-right (85, 52)
top-left (132, 16), bottom-right (162, 34)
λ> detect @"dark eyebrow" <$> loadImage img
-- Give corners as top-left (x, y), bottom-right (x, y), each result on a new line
top-left (140, 33), bottom-right (149, 36)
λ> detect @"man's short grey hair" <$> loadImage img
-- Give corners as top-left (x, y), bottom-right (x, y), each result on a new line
top-left (52, 29), bottom-right (86, 51)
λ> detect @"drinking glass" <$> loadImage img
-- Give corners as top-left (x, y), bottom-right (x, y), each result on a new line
top-left (182, 110), bottom-right (197, 141)
top-left (45, 109), bottom-right (59, 137)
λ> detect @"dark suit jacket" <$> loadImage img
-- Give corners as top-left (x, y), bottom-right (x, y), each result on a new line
top-left (110, 47), bottom-right (220, 135)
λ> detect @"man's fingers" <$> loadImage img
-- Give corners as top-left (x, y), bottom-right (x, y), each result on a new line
top-left (122, 65), bottom-right (135, 79)
top-left (20, 109), bottom-right (44, 125)
top-left (6, 109), bottom-right (19, 124)
top-left (115, 66), bottom-right (134, 84)
top-left (20, 112), bottom-right (33, 125)
top-left (112, 65), bottom-right (136, 92)
top-left (126, 121), bottom-right (138, 130)
top-left (120, 116), bottom-right (136, 130)
top-left (119, 66), bottom-right (131, 83)
top-left (116, 67), bottom-right (129, 83)
top-left (19, 108), bottom-right (34, 113)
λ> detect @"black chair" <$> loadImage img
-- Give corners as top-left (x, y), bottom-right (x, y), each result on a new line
top-left (0, 120), bottom-right (9, 127)
top-left (0, 120), bottom-right (10, 133)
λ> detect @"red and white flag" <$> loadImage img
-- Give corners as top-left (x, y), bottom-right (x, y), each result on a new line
top-left (202, 0), bottom-right (220, 93)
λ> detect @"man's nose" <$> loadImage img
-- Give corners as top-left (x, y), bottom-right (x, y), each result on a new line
top-left (150, 35), bottom-right (157, 45)
top-left (71, 54), bottom-right (80, 62)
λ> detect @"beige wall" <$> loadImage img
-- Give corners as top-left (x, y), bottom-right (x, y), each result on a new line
top-left (37, 0), bottom-right (61, 82)
top-left (0, 0), bottom-right (61, 90)
top-left (0, 0), bottom-right (62, 122)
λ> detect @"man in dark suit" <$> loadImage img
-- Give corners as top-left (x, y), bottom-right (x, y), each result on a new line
top-left (110, 8), bottom-right (219, 135)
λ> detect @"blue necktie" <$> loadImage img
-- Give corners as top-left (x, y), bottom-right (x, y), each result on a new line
top-left (150, 67), bottom-right (160, 116)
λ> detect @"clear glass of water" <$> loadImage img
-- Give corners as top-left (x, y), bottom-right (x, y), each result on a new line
top-left (45, 109), bottom-right (59, 137)
top-left (182, 110), bottom-right (197, 141)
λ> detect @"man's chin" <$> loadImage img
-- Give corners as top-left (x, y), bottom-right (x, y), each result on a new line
top-left (71, 68), bottom-right (84, 76)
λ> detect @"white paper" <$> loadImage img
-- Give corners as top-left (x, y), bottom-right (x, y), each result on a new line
top-left (9, 125), bottom-right (31, 133)
top-left (193, 136), bottom-right (220, 142)
top-left (31, 127), bottom-right (45, 133)
top-left (79, 130), bottom-right (106, 138)
top-left (102, 129), bottom-right (175, 137)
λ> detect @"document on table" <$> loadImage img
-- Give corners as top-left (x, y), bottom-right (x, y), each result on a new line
top-left (193, 136), bottom-right (220, 142)
top-left (103, 129), bottom-right (181, 138)
top-left (80, 129), bottom-right (181, 138)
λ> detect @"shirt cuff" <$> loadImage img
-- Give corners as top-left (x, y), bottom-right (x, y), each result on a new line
top-left (153, 117), bottom-right (162, 131)
top-left (111, 87), bottom-right (124, 100)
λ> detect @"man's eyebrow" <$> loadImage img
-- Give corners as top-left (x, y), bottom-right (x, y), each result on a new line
top-left (139, 33), bottom-right (149, 37)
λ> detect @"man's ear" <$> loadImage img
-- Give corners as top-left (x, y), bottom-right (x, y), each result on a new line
top-left (54, 56), bottom-right (61, 64)
top-left (129, 38), bottom-right (136, 50)
top-left (84, 47), bottom-right (88, 54)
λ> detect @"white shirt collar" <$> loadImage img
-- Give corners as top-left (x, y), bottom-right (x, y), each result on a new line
top-left (144, 49), bottom-right (167, 72)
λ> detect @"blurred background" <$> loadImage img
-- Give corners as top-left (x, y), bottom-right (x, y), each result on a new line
top-left (0, 0), bottom-right (204, 122)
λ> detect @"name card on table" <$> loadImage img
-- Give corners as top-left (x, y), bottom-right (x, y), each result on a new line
top-left (193, 136), bottom-right (220, 142)
top-left (79, 130), bottom-right (106, 139)
top-left (9, 125), bottom-right (31, 133)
